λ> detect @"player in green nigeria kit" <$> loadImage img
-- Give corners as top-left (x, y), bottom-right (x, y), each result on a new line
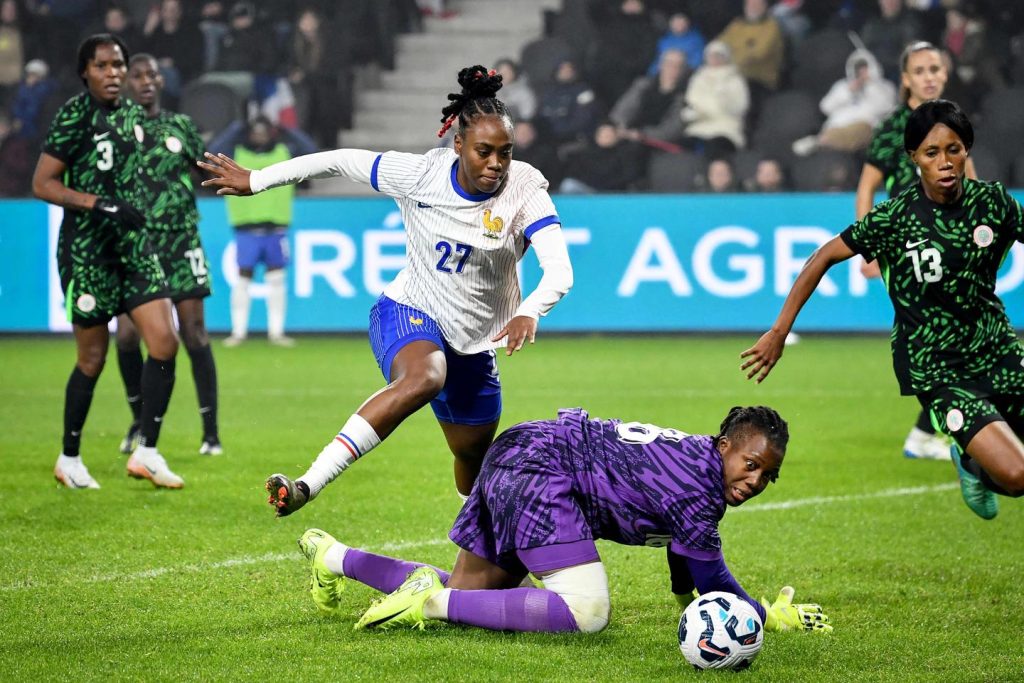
top-left (114, 53), bottom-right (222, 457)
top-left (742, 100), bottom-right (1024, 520)
top-left (32, 34), bottom-right (184, 490)
top-left (854, 41), bottom-right (977, 461)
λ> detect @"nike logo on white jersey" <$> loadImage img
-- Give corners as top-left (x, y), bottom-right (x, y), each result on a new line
top-left (93, 132), bottom-right (110, 142)
top-left (416, 201), bottom-right (432, 209)
top-left (905, 239), bottom-right (928, 249)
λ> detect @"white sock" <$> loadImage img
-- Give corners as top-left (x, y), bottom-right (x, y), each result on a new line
top-left (230, 276), bottom-right (252, 338)
top-left (133, 445), bottom-right (157, 459)
top-left (323, 541), bottom-right (350, 576)
top-left (298, 414), bottom-right (381, 496)
top-left (422, 588), bottom-right (452, 620)
top-left (265, 269), bottom-right (286, 338)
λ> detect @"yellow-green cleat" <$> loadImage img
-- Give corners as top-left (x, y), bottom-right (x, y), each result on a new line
top-left (297, 528), bottom-right (345, 613)
top-left (354, 566), bottom-right (443, 631)
top-left (951, 445), bottom-right (998, 520)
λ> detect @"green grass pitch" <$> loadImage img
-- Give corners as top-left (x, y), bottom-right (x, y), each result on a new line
top-left (1, 335), bottom-right (1021, 682)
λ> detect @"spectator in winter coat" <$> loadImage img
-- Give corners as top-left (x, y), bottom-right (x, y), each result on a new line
top-left (494, 58), bottom-right (536, 123)
top-left (611, 48), bottom-right (690, 148)
top-left (792, 49), bottom-right (896, 156)
top-left (558, 123), bottom-right (644, 193)
top-left (534, 59), bottom-right (598, 146)
top-left (647, 12), bottom-right (704, 75)
top-left (716, 0), bottom-right (784, 94)
top-left (680, 41), bottom-right (749, 158)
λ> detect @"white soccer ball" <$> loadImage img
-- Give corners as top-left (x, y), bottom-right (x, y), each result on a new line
top-left (678, 591), bottom-right (764, 670)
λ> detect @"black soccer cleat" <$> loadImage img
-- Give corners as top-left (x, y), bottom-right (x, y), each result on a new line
top-left (266, 473), bottom-right (309, 517)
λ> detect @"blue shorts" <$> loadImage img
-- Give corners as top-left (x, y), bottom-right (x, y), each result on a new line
top-left (235, 231), bottom-right (289, 270)
top-left (368, 295), bottom-right (501, 425)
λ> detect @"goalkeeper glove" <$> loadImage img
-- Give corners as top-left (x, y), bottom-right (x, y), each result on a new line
top-left (92, 197), bottom-right (146, 230)
top-left (760, 586), bottom-right (832, 634)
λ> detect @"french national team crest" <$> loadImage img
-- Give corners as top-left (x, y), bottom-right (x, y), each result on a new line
top-left (482, 209), bottom-right (503, 239)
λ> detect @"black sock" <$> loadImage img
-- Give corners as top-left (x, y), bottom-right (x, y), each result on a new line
top-left (139, 356), bottom-right (176, 448)
top-left (63, 367), bottom-right (99, 457)
top-left (188, 344), bottom-right (219, 440)
top-left (914, 408), bottom-right (935, 434)
top-left (117, 346), bottom-right (144, 423)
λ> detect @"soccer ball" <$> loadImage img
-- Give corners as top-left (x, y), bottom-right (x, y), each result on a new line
top-left (678, 591), bottom-right (764, 670)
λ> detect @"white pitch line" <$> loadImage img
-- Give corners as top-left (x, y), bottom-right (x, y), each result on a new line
top-left (0, 484), bottom-right (958, 593)
top-left (731, 482), bottom-right (959, 513)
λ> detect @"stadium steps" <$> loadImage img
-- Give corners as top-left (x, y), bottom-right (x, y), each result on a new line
top-left (318, 0), bottom-right (558, 196)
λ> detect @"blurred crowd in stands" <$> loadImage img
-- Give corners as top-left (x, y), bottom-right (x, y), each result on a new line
top-left (1, 0), bottom-right (1023, 196)
top-left (523, 0), bottom-right (1024, 193)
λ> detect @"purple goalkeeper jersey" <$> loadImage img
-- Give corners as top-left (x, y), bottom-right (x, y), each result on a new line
top-left (550, 408), bottom-right (726, 561)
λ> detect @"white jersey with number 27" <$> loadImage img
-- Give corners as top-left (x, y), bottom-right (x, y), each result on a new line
top-left (249, 145), bottom-right (568, 354)
top-left (371, 147), bottom-right (561, 353)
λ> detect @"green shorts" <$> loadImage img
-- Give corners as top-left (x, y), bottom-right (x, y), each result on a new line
top-left (59, 241), bottom-right (170, 328)
top-left (150, 228), bottom-right (212, 302)
top-left (923, 351), bottom-right (1024, 450)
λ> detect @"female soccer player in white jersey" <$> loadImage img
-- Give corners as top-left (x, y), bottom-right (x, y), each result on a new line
top-left (199, 65), bottom-right (574, 516)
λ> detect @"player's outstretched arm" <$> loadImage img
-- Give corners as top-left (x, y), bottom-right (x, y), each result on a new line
top-left (759, 586), bottom-right (833, 633)
top-left (202, 148), bottom-right (380, 196)
top-left (855, 163), bottom-right (885, 278)
top-left (740, 235), bottom-right (854, 383)
top-left (198, 152), bottom-right (253, 196)
top-left (496, 227), bottom-right (573, 356)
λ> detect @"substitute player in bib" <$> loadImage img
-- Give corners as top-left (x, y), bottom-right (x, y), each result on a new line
top-left (291, 406), bottom-right (831, 636)
top-left (855, 41), bottom-right (977, 461)
top-left (743, 100), bottom-right (1024, 520)
top-left (199, 65), bottom-right (573, 515)
top-left (33, 34), bottom-right (184, 489)
top-left (114, 53), bottom-right (221, 457)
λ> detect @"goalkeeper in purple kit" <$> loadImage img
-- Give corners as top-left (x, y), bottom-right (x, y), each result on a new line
top-left (294, 406), bottom-right (832, 635)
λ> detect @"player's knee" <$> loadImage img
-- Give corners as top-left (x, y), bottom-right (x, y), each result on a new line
top-left (149, 331), bottom-right (179, 359)
top-left (115, 327), bottom-right (140, 351)
top-left (76, 350), bottom-right (106, 377)
top-left (115, 336), bottom-right (140, 353)
top-left (541, 562), bottom-right (611, 634)
top-left (562, 593), bottom-right (610, 633)
top-left (1001, 465), bottom-right (1024, 497)
top-left (179, 321), bottom-right (209, 351)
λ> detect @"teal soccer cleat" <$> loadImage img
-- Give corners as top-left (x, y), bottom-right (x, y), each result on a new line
top-left (951, 445), bottom-right (998, 520)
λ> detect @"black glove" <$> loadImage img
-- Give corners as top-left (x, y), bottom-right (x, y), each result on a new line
top-left (91, 197), bottom-right (146, 230)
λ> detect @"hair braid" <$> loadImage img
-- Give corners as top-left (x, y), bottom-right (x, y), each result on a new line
top-left (437, 64), bottom-right (510, 138)
top-left (713, 406), bottom-right (789, 454)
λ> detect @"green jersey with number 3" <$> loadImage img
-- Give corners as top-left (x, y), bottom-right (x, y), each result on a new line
top-left (840, 179), bottom-right (1024, 395)
top-left (43, 92), bottom-right (148, 257)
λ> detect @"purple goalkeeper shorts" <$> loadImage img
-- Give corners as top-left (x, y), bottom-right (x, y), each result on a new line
top-left (449, 421), bottom-right (600, 575)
